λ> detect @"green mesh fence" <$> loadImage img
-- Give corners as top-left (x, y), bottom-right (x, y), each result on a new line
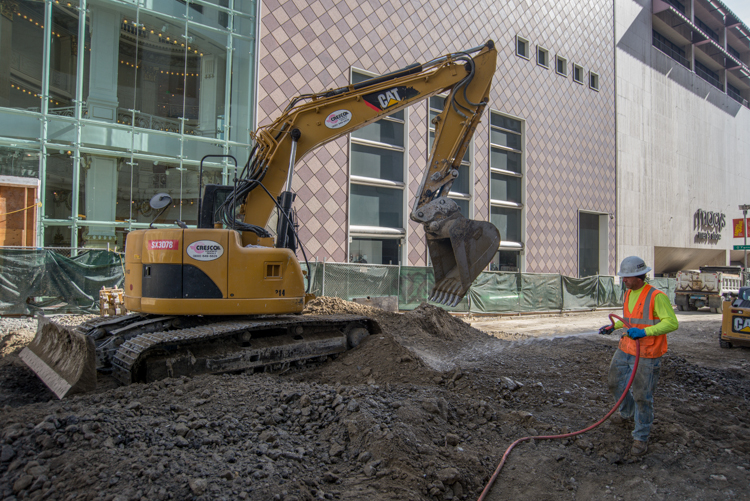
top-left (598, 276), bottom-right (624, 307)
top-left (398, 266), bottom-right (434, 310)
top-left (562, 276), bottom-right (599, 310)
top-left (469, 272), bottom-right (520, 313)
top-left (520, 274), bottom-right (563, 312)
top-left (649, 277), bottom-right (676, 304)
top-left (0, 249), bottom-right (124, 315)
top-left (0, 249), bottom-right (675, 316)
top-left (317, 262), bottom-right (399, 301)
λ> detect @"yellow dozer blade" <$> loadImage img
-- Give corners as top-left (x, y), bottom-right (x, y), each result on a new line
top-left (426, 213), bottom-right (501, 307)
top-left (19, 317), bottom-right (97, 399)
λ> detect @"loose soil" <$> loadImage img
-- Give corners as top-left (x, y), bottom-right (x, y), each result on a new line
top-left (0, 300), bottom-right (748, 500)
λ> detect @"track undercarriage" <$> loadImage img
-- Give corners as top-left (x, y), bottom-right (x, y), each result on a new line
top-left (20, 313), bottom-right (378, 399)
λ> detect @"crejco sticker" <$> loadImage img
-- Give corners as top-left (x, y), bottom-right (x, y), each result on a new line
top-left (324, 110), bottom-right (352, 129)
top-left (187, 240), bottom-right (224, 261)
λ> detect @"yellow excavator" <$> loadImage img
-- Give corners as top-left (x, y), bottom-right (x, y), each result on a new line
top-left (21, 41), bottom-right (501, 398)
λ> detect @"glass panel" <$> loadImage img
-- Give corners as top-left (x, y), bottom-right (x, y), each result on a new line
top-left (177, 163), bottom-right (200, 225)
top-left (450, 164), bottom-right (470, 194)
top-left (350, 143), bottom-right (403, 182)
top-left (123, 159), bottom-right (182, 225)
top-left (47, 117), bottom-right (77, 144)
top-left (0, 146), bottom-right (39, 178)
top-left (350, 237), bottom-right (400, 265)
top-left (490, 148), bottom-right (521, 173)
top-left (182, 136), bottom-right (225, 160)
top-left (350, 184), bottom-right (403, 228)
top-left (450, 197), bottom-right (469, 217)
top-left (229, 35), bottom-right (253, 143)
top-left (44, 152), bottom-right (75, 220)
top-left (78, 155), bottom-right (129, 246)
top-left (490, 172), bottom-right (521, 203)
top-left (44, 225), bottom-right (74, 247)
top-left (117, 12), bottom-right (188, 133)
top-left (48, 2), bottom-right (80, 114)
top-left (429, 96), bottom-right (445, 110)
top-left (187, 22), bottom-right (228, 137)
top-left (4, 0), bottom-right (46, 111)
top-left (351, 119), bottom-right (404, 146)
top-left (490, 113), bottom-right (521, 133)
top-left (490, 250), bottom-right (519, 272)
top-left (490, 206), bottom-right (521, 242)
top-left (490, 128), bottom-right (521, 150)
top-left (428, 131), bottom-right (470, 164)
top-left (579, 212), bottom-right (600, 277)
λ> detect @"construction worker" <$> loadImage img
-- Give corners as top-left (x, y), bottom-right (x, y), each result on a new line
top-left (598, 256), bottom-right (678, 456)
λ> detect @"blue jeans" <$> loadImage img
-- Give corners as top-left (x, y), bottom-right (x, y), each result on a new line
top-left (607, 348), bottom-right (662, 442)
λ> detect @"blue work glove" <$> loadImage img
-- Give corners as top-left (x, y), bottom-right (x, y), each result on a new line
top-left (598, 325), bottom-right (614, 335)
top-left (627, 327), bottom-right (646, 339)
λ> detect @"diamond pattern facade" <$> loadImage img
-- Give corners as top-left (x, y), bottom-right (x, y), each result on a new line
top-left (257, 0), bottom-right (616, 276)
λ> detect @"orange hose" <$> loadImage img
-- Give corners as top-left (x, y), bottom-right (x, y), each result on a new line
top-left (477, 314), bottom-right (638, 501)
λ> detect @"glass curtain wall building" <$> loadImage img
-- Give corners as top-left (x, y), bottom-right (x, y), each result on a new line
top-left (0, 0), bottom-right (258, 250)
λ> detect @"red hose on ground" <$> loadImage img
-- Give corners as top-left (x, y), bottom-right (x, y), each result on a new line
top-left (477, 314), bottom-right (638, 501)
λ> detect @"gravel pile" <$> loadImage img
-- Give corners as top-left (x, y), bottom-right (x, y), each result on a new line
top-left (1, 302), bottom-right (749, 500)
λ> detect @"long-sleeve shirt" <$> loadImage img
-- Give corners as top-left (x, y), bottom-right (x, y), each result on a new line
top-left (613, 285), bottom-right (679, 336)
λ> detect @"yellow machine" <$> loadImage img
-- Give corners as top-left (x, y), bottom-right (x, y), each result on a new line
top-left (719, 286), bottom-right (750, 349)
top-left (21, 41), bottom-right (501, 398)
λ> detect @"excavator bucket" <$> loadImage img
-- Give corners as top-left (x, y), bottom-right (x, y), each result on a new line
top-left (19, 317), bottom-right (97, 399)
top-left (426, 214), bottom-right (501, 307)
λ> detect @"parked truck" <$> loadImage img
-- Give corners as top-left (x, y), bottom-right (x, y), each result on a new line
top-left (675, 266), bottom-right (742, 313)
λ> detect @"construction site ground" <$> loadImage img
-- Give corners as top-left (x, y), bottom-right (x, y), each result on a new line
top-left (0, 298), bottom-right (748, 501)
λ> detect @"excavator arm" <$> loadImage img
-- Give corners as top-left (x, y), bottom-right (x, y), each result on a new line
top-left (216, 40), bottom-right (501, 305)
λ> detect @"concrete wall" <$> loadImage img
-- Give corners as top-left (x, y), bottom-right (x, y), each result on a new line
top-left (616, 0), bottom-right (750, 273)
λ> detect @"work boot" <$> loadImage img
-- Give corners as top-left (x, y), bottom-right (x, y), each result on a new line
top-left (631, 440), bottom-right (648, 456)
top-left (610, 414), bottom-right (631, 426)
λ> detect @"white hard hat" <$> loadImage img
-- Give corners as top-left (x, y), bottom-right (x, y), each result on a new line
top-left (617, 256), bottom-right (652, 277)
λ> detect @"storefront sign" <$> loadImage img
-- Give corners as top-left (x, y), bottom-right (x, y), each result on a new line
top-left (694, 209), bottom-right (725, 243)
top-left (733, 218), bottom-right (748, 238)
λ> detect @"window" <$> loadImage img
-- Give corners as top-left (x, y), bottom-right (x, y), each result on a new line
top-left (537, 47), bottom-right (549, 68)
top-left (348, 69), bottom-right (407, 264)
top-left (727, 83), bottom-right (744, 104)
top-left (349, 238), bottom-right (400, 265)
top-left (428, 95), bottom-right (472, 216)
top-left (573, 64), bottom-right (583, 84)
top-left (728, 45), bottom-right (741, 60)
top-left (489, 111), bottom-right (524, 269)
top-left (556, 56), bottom-right (568, 76)
top-left (652, 30), bottom-right (690, 69)
top-left (589, 72), bottom-right (599, 91)
top-left (516, 36), bottom-right (529, 59)
top-left (695, 17), bottom-right (718, 43)
top-left (695, 60), bottom-right (722, 91)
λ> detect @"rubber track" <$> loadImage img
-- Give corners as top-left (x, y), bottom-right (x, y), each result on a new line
top-left (111, 314), bottom-right (370, 385)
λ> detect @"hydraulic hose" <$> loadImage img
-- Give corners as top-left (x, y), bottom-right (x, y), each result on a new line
top-left (477, 314), bottom-right (639, 501)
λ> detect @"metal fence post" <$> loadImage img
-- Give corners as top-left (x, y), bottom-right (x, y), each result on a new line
top-left (322, 256), bottom-right (326, 297)
top-left (397, 261), bottom-right (401, 300)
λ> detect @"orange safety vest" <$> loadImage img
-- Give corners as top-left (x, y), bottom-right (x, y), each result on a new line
top-left (618, 284), bottom-right (668, 358)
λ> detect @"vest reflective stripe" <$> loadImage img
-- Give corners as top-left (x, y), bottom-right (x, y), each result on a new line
top-left (623, 288), bottom-right (659, 326)
top-left (619, 284), bottom-right (668, 358)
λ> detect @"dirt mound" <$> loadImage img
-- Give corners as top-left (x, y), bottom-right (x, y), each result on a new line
top-left (303, 296), bottom-right (387, 318)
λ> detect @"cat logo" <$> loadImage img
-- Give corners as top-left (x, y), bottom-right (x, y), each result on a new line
top-left (363, 86), bottom-right (419, 112)
top-left (733, 316), bottom-right (750, 333)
